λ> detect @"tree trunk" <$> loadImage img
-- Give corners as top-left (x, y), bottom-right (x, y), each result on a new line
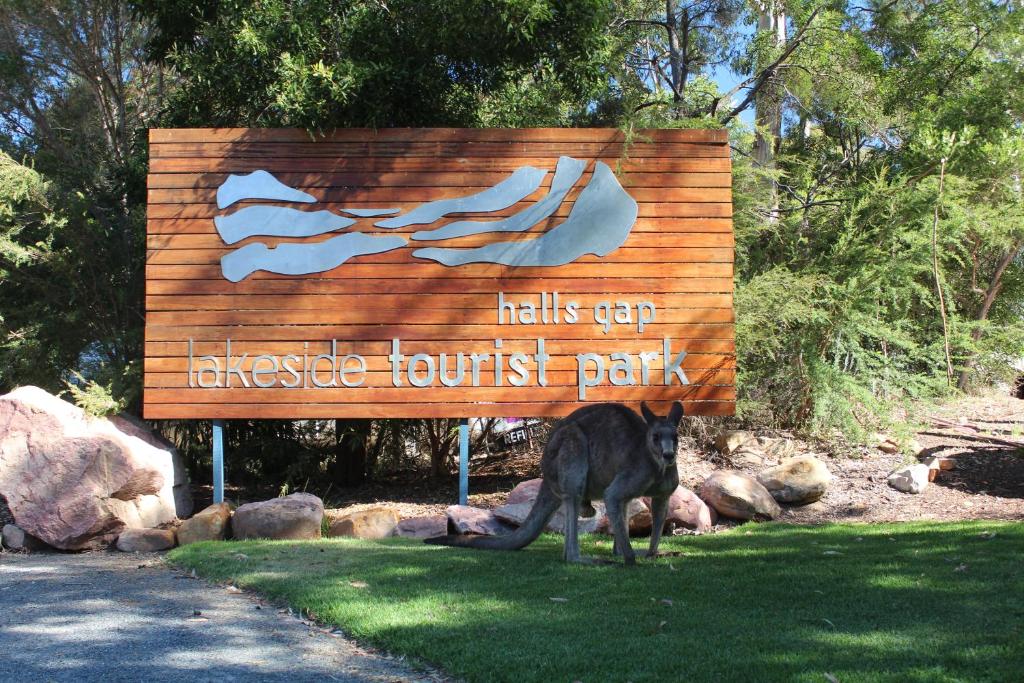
top-left (753, 1), bottom-right (786, 217)
top-left (956, 240), bottom-right (1024, 390)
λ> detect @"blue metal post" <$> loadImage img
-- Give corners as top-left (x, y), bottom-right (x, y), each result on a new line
top-left (212, 419), bottom-right (225, 504)
top-left (458, 418), bottom-right (469, 505)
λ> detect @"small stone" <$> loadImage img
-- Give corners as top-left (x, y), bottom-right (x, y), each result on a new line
top-left (1, 523), bottom-right (49, 551)
top-left (714, 430), bottom-right (755, 455)
top-left (116, 528), bottom-right (176, 552)
top-left (887, 464), bottom-right (929, 494)
top-left (874, 433), bottom-right (900, 454)
top-left (177, 503), bottom-right (232, 545)
top-left (756, 455), bottom-right (832, 504)
top-left (728, 447), bottom-right (765, 469)
top-left (699, 471), bottom-right (781, 521)
top-left (325, 506), bottom-right (399, 539)
top-left (232, 493), bottom-right (324, 540)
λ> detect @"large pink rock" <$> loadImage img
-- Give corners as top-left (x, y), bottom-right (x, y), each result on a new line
top-left (645, 487), bottom-right (716, 533)
top-left (395, 515), bottom-right (447, 539)
top-left (0, 386), bottom-right (190, 550)
top-left (507, 478), bottom-right (543, 505)
top-left (444, 505), bottom-right (514, 536)
top-left (493, 501), bottom-right (603, 534)
top-left (504, 478), bottom-right (651, 536)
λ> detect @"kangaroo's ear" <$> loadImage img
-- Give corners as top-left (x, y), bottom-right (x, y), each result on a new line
top-left (668, 401), bottom-right (684, 425)
top-left (640, 401), bottom-right (656, 424)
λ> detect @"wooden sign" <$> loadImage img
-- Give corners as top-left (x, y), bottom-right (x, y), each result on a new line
top-left (144, 128), bottom-right (735, 419)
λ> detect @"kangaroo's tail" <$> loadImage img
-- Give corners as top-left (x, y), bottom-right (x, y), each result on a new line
top-left (424, 480), bottom-right (561, 551)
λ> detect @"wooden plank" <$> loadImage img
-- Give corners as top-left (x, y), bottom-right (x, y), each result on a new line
top-left (145, 339), bottom-right (737, 356)
top-left (147, 186), bottom-right (732, 204)
top-left (144, 384), bottom-right (735, 404)
top-left (143, 368), bottom-right (737, 389)
top-left (149, 141), bottom-right (729, 159)
top-left (145, 292), bottom-right (734, 311)
top-left (145, 247), bottom-right (735, 266)
top-left (147, 217), bottom-right (734, 235)
top-left (144, 352), bottom-right (735, 372)
top-left (150, 127), bottom-right (728, 144)
top-left (150, 156), bottom-right (731, 174)
top-left (146, 170), bottom-right (733, 189)
top-left (147, 231), bottom-right (735, 250)
top-left (145, 307), bottom-right (735, 326)
top-left (144, 322), bottom-right (734, 342)
top-left (145, 277), bottom-right (735, 295)
top-left (145, 201), bottom-right (734, 220)
top-left (144, 262), bottom-right (733, 280)
top-left (142, 400), bottom-right (736, 419)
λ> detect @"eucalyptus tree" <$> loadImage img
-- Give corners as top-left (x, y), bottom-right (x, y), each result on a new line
top-left (0, 0), bottom-right (161, 405)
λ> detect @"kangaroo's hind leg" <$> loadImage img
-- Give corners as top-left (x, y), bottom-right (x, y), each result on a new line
top-left (544, 423), bottom-right (590, 564)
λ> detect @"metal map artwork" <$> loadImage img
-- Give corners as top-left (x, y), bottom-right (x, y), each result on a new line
top-left (213, 157), bottom-right (639, 281)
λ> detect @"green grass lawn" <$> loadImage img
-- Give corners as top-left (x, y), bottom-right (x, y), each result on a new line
top-left (168, 521), bottom-right (1024, 683)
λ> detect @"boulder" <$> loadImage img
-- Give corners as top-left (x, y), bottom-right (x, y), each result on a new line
top-left (0, 386), bottom-right (190, 550)
top-left (757, 436), bottom-right (799, 460)
top-left (232, 493), bottom-right (324, 540)
top-left (756, 455), bottom-right (832, 504)
top-left (595, 499), bottom-right (653, 536)
top-left (110, 414), bottom-right (192, 517)
top-left (177, 503), bottom-right (232, 545)
top-left (506, 478), bottom-right (543, 505)
top-left (494, 501), bottom-right (603, 535)
top-left (326, 507), bottom-right (399, 539)
top-left (729, 447), bottom-right (765, 469)
top-left (395, 515), bottom-right (447, 539)
top-left (699, 470), bottom-right (781, 521)
top-left (645, 487), bottom-right (715, 533)
top-left (887, 464), bottom-right (929, 494)
top-left (116, 528), bottom-right (176, 552)
top-left (444, 505), bottom-right (514, 536)
top-left (714, 430), bottom-right (755, 454)
top-left (2, 523), bottom-right (49, 551)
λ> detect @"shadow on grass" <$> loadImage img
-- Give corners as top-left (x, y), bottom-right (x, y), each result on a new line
top-left (169, 521), bottom-right (1024, 683)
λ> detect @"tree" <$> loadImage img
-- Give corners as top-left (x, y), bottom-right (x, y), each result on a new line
top-left (135, 0), bottom-right (613, 129)
top-left (0, 0), bottom-right (160, 407)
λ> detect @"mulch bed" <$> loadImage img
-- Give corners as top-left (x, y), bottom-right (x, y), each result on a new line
top-left (197, 394), bottom-right (1024, 526)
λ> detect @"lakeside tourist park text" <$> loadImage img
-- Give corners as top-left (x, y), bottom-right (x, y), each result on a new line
top-left (185, 293), bottom-right (691, 399)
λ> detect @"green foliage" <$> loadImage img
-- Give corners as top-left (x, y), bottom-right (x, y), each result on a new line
top-left (136, 0), bottom-right (614, 128)
top-left (1, 0), bottom-right (1022, 474)
top-left (169, 521), bottom-right (1024, 682)
top-left (63, 371), bottom-right (126, 417)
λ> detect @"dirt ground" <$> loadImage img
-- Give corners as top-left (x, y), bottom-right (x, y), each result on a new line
top-left (315, 393), bottom-right (1024, 528)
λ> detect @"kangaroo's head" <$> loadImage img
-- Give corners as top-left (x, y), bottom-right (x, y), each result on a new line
top-left (640, 401), bottom-right (684, 467)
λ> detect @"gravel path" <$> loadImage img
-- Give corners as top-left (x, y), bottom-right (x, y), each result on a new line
top-left (0, 551), bottom-right (446, 682)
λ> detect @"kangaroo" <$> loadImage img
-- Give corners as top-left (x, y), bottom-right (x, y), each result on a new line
top-left (425, 401), bottom-right (683, 565)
